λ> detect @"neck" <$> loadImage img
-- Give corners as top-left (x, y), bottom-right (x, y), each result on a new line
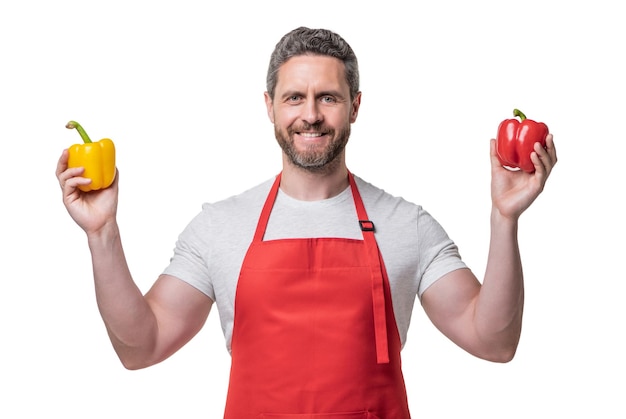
top-left (279, 155), bottom-right (349, 201)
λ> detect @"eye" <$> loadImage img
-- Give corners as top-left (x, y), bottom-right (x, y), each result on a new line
top-left (287, 95), bottom-right (301, 102)
top-left (321, 96), bottom-right (336, 104)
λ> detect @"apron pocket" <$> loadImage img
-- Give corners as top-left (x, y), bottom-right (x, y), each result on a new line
top-left (260, 412), bottom-right (379, 419)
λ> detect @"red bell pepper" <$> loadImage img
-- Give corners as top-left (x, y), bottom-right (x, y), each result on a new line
top-left (496, 109), bottom-right (549, 173)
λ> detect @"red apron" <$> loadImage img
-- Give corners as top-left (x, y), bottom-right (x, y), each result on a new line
top-left (224, 172), bottom-right (411, 419)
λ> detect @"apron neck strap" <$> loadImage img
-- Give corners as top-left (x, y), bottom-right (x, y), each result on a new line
top-left (253, 173), bottom-right (282, 242)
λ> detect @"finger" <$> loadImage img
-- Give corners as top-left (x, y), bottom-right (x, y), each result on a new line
top-left (530, 149), bottom-right (547, 176)
top-left (112, 168), bottom-right (120, 187)
top-left (55, 149), bottom-right (69, 179)
top-left (489, 138), bottom-right (501, 168)
top-left (545, 134), bottom-right (557, 164)
top-left (56, 149), bottom-right (77, 190)
top-left (64, 176), bottom-right (92, 193)
top-left (534, 138), bottom-right (555, 170)
top-left (531, 137), bottom-right (556, 179)
top-left (58, 166), bottom-right (85, 186)
top-left (58, 166), bottom-right (89, 195)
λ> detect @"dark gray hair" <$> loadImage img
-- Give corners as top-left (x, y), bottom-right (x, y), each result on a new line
top-left (266, 27), bottom-right (360, 101)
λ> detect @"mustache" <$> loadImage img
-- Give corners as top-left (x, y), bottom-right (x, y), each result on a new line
top-left (290, 122), bottom-right (331, 133)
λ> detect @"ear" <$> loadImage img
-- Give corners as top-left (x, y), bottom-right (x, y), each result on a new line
top-left (350, 91), bottom-right (362, 123)
top-left (264, 91), bottom-right (275, 123)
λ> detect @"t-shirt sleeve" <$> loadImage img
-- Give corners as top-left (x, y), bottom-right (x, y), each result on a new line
top-left (416, 207), bottom-right (468, 298)
top-left (162, 208), bottom-right (215, 301)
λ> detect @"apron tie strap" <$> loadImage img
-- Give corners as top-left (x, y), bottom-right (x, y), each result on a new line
top-left (349, 172), bottom-right (390, 364)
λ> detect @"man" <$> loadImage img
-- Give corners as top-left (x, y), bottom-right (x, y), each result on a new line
top-left (56, 27), bottom-right (557, 418)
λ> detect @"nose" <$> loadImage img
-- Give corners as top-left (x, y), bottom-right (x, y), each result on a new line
top-left (302, 99), bottom-right (323, 125)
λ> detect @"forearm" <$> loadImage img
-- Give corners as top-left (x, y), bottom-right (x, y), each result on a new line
top-left (475, 208), bottom-right (524, 360)
top-left (87, 222), bottom-right (158, 368)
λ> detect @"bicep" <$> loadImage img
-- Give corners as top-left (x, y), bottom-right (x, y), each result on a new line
top-left (144, 274), bottom-right (213, 364)
top-left (421, 268), bottom-right (482, 354)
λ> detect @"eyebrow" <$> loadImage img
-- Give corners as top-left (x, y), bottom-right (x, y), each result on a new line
top-left (280, 89), bottom-right (348, 101)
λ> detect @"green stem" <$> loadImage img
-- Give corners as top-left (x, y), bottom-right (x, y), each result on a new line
top-left (513, 109), bottom-right (527, 121)
top-left (65, 120), bottom-right (93, 143)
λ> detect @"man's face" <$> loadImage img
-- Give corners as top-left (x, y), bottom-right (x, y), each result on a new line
top-left (265, 55), bottom-right (361, 172)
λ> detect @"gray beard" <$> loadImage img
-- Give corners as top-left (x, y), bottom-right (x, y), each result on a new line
top-left (275, 124), bottom-right (350, 174)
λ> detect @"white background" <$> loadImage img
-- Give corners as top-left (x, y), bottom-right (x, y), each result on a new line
top-left (1, 0), bottom-right (624, 417)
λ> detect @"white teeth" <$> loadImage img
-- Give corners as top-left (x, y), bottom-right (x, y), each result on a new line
top-left (300, 132), bottom-right (323, 138)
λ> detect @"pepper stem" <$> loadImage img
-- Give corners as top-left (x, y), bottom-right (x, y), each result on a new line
top-left (66, 120), bottom-right (93, 143)
top-left (513, 109), bottom-right (527, 121)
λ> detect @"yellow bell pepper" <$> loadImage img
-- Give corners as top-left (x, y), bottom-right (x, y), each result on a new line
top-left (66, 120), bottom-right (116, 192)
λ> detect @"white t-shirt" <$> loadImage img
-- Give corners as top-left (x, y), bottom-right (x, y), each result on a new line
top-left (163, 174), bottom-right (467, 353)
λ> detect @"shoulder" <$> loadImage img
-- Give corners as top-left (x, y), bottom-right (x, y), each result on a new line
top-left (206, 176), bottom-right (275, 210)
top-left (353, 175), bottom-right (422, 223)
top-left (352, 174), bottom-right (453, 249)
top-left (198, 176), bottom-right (275, 222)
top-left (178, 176), bottom-right (275, 242)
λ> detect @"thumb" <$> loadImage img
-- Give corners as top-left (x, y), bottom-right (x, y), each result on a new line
top-left (489, 138), bottom-right (501, 168)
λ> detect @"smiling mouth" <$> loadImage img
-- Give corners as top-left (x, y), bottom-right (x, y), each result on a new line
top-left (298, 132), bottom-right (325, 138)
